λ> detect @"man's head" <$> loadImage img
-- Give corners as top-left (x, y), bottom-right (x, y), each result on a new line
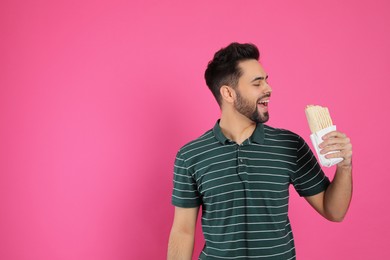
top-left (204, 42), bottom-right (272, 123)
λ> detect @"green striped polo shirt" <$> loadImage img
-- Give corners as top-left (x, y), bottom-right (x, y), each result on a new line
top-left (172, 120), bottom-right (330, 259)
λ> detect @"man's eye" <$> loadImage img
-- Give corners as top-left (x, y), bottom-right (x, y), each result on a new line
top-left (253, 84), bottom-right (260, 86)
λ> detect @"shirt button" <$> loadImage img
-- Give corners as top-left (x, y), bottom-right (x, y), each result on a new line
top-left (239, 159), bottom-right (243, 163)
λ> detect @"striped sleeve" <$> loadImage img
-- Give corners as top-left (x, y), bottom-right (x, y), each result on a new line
top-left (171, 150), bottom-right (202, 208)
top-left (291, 136), bottom-right (330, 197)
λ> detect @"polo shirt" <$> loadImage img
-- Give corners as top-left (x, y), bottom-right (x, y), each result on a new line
top-left (172, 120), bottom-right (330, 259)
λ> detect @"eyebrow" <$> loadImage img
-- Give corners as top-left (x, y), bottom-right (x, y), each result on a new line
top-left (251, 75), bottom-right (268, 82)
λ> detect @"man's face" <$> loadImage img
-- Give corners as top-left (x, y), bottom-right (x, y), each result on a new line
top-left (234, 59), bottom-right (272, 123)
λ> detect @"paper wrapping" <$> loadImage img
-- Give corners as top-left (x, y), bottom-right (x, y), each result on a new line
top-left (310, 125), bottom-right (343, 167)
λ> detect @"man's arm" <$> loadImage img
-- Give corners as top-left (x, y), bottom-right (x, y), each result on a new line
top-left (305, 130), bottom-right (353, 222)
top-left (167, 206), bottom-right (200, 260)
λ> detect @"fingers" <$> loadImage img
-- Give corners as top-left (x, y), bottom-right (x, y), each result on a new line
top-left (322, 144), bottom-right (353, 159)
top-left (320, 143), bottom-right (348, 155)
top-left (322, 131), bottom-right (346, 140)
top-left (318, 131), bottom-right (353, 164)
top-left (319, 135), bottom-right (351, 153)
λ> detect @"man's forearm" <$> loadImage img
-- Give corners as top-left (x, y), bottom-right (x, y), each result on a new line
top-left (324, 165), bottom-right (353, 221)
top-left (167, 230), bottom-right (195, 260)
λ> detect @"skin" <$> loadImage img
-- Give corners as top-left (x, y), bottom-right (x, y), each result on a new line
top-left (167, 59), bottom-right (353, 259)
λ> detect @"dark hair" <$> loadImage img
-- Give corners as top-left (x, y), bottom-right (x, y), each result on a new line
top-left (204, 42), bottom-right (260, 106)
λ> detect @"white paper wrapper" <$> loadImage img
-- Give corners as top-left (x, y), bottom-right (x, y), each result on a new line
top-left (310, 125), bottom-right (343, 167)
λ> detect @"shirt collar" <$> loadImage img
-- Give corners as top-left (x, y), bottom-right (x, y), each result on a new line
top-left (213, 120), bottom-right (265, 145)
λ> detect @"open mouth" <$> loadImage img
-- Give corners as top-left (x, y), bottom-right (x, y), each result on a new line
top-left (258, 100), bottom-right (269, 107)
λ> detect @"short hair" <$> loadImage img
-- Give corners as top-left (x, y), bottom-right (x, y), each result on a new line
top-left (204, 42), bottom-right (260, 106)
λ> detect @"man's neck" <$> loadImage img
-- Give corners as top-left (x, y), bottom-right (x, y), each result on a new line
top-left (219, 108), bottom-right (257, 145)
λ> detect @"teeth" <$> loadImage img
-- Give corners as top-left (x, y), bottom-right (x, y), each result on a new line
top-left (258, 100), bottom-right (269, 104)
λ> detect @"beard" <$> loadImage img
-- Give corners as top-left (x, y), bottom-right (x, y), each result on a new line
top-left (235, 90), bottom-right (270, 123)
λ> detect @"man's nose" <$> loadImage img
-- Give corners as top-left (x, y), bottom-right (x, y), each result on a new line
top-left (264, 82), bottom-right (272, 95)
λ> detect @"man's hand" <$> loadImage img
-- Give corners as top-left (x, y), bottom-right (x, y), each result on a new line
top-left (305, 130), bottom-right (353, 222)
top-left (319, 130), bottom-right (353, 168)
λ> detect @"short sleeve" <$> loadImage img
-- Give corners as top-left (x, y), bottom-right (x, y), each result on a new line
top-left (171, 150), bottom-right (202, 208)
top-left (291, 136), bottom-right (330, 197)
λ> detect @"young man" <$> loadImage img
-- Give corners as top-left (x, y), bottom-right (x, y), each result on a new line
top-left (167, 43), bottom-right (353, 259)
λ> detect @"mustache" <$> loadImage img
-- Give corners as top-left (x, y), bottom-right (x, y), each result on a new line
top-left (257, 93), bottom-right (271, 103)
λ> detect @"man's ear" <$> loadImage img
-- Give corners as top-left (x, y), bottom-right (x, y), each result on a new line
top-left (220, 85), bottom-right (235, 104)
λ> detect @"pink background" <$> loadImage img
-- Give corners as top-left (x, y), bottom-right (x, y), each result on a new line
top-left (1, 0), bottom-right (389, 259)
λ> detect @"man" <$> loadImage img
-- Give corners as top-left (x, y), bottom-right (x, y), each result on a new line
top-left (167, 43), bottom-right (352, 259)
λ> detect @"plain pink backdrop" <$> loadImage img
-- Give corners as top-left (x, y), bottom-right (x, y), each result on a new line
top-left (1, 0), bottom-right (389, 259)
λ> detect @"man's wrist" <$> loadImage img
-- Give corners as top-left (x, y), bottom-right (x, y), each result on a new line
top-left (336, 162), bottom-right (352, 173)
